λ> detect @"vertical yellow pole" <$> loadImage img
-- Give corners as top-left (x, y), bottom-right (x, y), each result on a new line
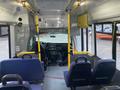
top-left (68, 13), bottom-right (71, 70)
top-left (35, 15), bottom-right (41, 61)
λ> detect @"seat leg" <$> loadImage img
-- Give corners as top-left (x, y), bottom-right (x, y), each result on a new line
top-left (70, 87), bottom-right (76, 90)
top-left (70, 87), bottom-right (73, 90)
top-left (73, 87), bottom-right (76, 90)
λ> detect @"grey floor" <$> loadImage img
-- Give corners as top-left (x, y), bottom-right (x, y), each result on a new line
top-left (1, 36), bottom-right (120, 90)
top-left (44, 66), bottom-right (68, 90)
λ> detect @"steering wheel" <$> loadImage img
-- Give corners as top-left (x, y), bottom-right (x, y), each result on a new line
top-left (21, 54), bottom-right (32, 59)
top-left (75, 56), bottom-right (88, 63)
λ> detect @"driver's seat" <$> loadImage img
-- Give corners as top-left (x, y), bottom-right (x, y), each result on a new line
top-left (64, 60), bottom-right (91, 90)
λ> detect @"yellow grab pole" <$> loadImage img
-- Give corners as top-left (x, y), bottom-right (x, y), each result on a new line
top-left (17, 51), bottom-right (35, 57)
top-left (35, 15), bottom-right (41, 61)
top-left (67, 13), bottom-right (71, 70)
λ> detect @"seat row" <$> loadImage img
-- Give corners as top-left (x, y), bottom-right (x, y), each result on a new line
top-left (0, 58), bottom-right (44, 90)
top-left (0, 58), bottom-right (44, 83)
top-left (64, 59), bottom-right (116, 90)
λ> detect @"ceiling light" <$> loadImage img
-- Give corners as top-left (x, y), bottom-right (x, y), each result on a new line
top-left (22, 1), bottom-right (30, 7)
top-left (73, 0), bottom-right (86, 9)
top-left (56, 10), bottom-right (61, 12)
top-left (45, 23), bottom-right (48, 27)
top-left (73, 1), bottom-right (80, 7)
top-left (13, 2), bottom-right (23, 7)
top-left (57, 17), bottom-right (60, 21)
top-left (17, 0), bottom-right (26, 3)
top-left (80, 2), bottom-right (85, 6)
top-left (57, 21), bottom-right (61, 24)
top-left (17, 0), bottom-right (30, 7)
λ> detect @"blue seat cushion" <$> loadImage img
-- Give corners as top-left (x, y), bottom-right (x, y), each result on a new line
top-left (92, 59), bottom-right (116, 84)
top-left (64, 61), bottom-right (91, 87)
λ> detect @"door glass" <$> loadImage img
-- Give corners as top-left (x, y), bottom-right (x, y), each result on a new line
top-left (0, 26), bottom-right (9, 59)
top-left (116, 23), bottom-right (120, 70)
top-left (1, 27), bottom-right (8, 35)
top-left (96, 23), bottom-right (112, 59)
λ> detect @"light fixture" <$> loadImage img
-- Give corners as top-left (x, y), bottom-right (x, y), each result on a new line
top-left (21, 1), bottom-right (25, 7)
top-left (57, 17), bottom-right (60, 21)
top-left (21, 1), bottom-right (30, 7)
top-left (57, 21), bottom-right (61, 24)
top-left (16, 0), bottom-right (30, 8)
top-left (56, 10), bottom-right (61, 12)
top-left (45, 23), bottom-right (48, 27)
top-left (73, 0), bottom-right (80, 7)
top-left (73, 0), bottom-right (86, 9)
top-left (13, 1), bottom-right (23, 7)
top-left (17, 0), bottom-right (26, 3)
top-left (80, 1), bottom-right (85, 6)
top-left (16, 0), bottom-right (35, 13)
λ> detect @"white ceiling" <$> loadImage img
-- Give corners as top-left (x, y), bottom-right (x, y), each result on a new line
top-left (1, 0), bottom-right (120, 26)
top-left (33, 0), bottom-right (68, 15)
top-left (0, 0), bottom-right (27, 14)
top-left (70, 0), bottom-right (120, 23)
top-left (32, 0), bottom-right (111, 27)
top-left (32, 0), bottom-right (68, 28)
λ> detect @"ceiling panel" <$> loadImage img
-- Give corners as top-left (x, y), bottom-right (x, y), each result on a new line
top-left (32, 0), bottom-right (68, 28)
top-left (33, 0), bottom-right (68, 15)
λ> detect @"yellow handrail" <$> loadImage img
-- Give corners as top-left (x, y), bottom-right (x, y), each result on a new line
top-left (67, 13), bottom-right (71, 70)
top-left (35, 15), bottom-right (41, 61)
top-left (17, 51), bottom-right (35, 57)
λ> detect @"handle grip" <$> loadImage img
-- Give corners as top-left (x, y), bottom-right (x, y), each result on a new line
top-left (1, 74), bottom-right (23, 86)
top-left (75, 56), bottom-right (87, 63)
top-left (22, 54), bottom-right (32, 59)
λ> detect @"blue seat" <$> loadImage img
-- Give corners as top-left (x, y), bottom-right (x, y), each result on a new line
top-left (0, 58), bottom-right (44, 83)
top-left (64, 58), bottom-right (116, 90)
top-left (64, 61), bottom-right (91, 90)
top-left (92, 59), bottom-right (116, 85)
top-left (0, 74), bottom-right (31, 90)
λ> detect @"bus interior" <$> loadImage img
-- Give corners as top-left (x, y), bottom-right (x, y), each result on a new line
top-left (0, 0), bottom-right (120, 90)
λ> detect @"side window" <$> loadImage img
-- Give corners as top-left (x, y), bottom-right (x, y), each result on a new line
top-left (0, 26), bottom-right (8, 37)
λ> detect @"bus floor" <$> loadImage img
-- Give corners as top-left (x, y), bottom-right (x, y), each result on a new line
top-left (44, 66), bottom-right (120, 90)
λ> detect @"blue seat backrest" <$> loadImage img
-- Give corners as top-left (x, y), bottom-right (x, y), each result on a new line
top-left (69, 61), bottom-right (91, 82)
top-left (93, 59), bottom-right (116, 80)
top-left (0, 58), bottom-right (44, 83)
top-left (0, 86), bottom-right (30, 90)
